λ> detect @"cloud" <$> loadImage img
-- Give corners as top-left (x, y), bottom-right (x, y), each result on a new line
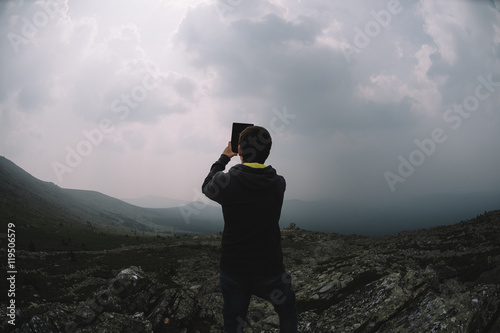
top-left (421, 0), bottom-right (500, 98)
top-left (0, 0), bottom-right (499, 208)
top-left (174, 1), bottom-right (426, 138)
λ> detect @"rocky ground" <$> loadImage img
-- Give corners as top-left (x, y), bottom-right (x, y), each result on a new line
top-left (2, 210), bottom-right (500, 332)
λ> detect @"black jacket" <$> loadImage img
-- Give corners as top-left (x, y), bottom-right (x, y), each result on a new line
top-left (202, 154), bottom-right (286, 276)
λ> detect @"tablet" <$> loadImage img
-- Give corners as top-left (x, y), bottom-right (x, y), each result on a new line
top-left (231, 122), bottom-right (253, 153)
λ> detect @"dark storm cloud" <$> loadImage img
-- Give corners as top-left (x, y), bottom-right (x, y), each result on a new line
top-left (174, 2), bottom-right (421, 138)
top-left (0, 0), bottom-right (499, 207)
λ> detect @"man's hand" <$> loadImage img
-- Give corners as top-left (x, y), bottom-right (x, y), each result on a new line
top-left (223, 141), bottom-right (237, 158)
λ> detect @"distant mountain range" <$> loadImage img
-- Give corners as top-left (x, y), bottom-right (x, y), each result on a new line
top-left (281, 194), bottom-right (500, 235)
top-left (0, 156), bottom-right (222, 236)
top-left (1, 156), bottom-right (499, 237)
top-left (120, 195), bottom-right (191, 209)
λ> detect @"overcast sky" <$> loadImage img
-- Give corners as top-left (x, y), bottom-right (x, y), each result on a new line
top-left (1, 0), bottom-right (499, 207)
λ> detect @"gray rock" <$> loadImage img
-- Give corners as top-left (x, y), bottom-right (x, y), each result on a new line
top-left (3, 210), bottom-right (500, 332)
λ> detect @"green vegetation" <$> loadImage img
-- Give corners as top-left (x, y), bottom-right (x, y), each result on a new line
top-left (17, 219), bottom-right (168, 251)
top-left (1, 209), bottom-right (210, 307)
top-left (2, 208), bottom-right (183, 252)
top-left (7, 235), bottom-right (219, 307)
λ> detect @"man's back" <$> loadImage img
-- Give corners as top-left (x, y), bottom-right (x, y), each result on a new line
top-left (201, 126), bottom-right (297, 332)
top-left (203, 159), bottom-right (286, 276)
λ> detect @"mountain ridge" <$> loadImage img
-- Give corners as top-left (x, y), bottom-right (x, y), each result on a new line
top-left (119, 195), bottom-right (191, 208)
top-left (1, 156), bottom-right (499, 238)
top-left (0, 156), bottom-right (221, 238)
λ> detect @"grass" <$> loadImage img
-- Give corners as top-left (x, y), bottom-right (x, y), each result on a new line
top-left (1, 210), bottom-right (220, 308)
top-left (3, 210), bottom-right (185, 252)
top-left (8, 238), bottom-right (221, 307)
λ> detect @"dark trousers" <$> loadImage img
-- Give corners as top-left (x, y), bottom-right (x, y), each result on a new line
top-left (220, 270), bottom-right (298, 333)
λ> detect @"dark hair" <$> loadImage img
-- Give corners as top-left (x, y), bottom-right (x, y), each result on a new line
top-left (239, 126), bottom-right (272, 163)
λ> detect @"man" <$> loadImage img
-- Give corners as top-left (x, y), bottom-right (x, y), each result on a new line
top-left (202, 126), bottom-right (298, 332)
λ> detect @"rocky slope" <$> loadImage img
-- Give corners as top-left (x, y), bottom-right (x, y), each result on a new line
top-left (2, 210), bottom-right (500, 332)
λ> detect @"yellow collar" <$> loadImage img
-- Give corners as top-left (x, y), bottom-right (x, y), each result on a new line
top-left (243, 162), bottom-right (266, 169)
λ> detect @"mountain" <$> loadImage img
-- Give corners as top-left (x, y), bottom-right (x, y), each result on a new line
top-left (0, 156), bottom-right (223, 245)
top-left (120, 195), bottom-right (191, 208)
top-left (2, 211), bottom-right (500, 332)
top-left (2, 156), bottom-right (500, 331)
top-left (281, 192), bottom-right (500, 235)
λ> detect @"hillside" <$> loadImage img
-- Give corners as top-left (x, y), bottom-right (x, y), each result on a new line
top-left (1, 211), bottom-right (499, 332)
top-left (0, 156), bottom-right (223, 249)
